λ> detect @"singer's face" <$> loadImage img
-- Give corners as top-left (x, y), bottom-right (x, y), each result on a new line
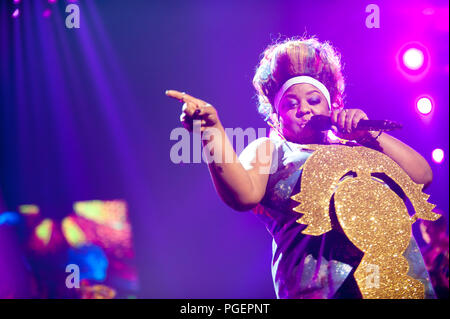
top-left (277, 83), bottom-right (330, 144)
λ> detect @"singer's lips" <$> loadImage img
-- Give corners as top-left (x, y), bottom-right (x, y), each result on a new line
top-left (298, 120), bottom-right (309, 128)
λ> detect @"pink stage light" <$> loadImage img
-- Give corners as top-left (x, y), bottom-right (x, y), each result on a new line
top-left (422, 8), bottom-right (435, 16)
top-left (396, 42), bottom-right (430, 80)
top-left (43, 9), bottom-right (52, 18)
top-left (432, 149), bottom-right (444, 164)
top-left (12, 8), bottom-right (20, 18)
top-left (403, 48), bottom-right (424, 70)
top-left (416, 96), bottom-right (433, 115)
top-left (13, 0), bottom-right (21, 4)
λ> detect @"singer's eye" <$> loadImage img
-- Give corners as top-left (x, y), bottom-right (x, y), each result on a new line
top-left (282, 98), bottom-right (298, 110)
top-left (308, 96), bottom-right (321, 105)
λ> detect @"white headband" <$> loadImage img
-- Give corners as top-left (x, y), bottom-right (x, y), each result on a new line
top-left (273, 76), bottom-right (331, 112)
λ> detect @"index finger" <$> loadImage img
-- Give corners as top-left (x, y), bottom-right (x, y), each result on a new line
top-left (165, 90), bottom-right (199, 104)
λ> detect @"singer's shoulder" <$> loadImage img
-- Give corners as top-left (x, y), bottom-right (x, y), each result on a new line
top-left (238, 137), bottom-right (276, 170)
top-left (239, 136), bottom-right (276, 157)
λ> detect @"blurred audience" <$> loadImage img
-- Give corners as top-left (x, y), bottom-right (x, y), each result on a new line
top-left (419, 209), bottom-right (449, 299)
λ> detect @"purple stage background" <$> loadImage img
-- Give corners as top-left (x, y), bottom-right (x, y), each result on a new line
top-left (0, 0), bottom-right (448, 298)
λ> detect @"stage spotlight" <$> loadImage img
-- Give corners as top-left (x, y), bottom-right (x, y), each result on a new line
top-left (432, 148), bottom-right (444, 164)
top-left (12, 8), bottom-right (20, 18)
top-left (396, 42), bottom-right (430, 80)
top-left (403, 48), bottom-right (424, 70)
top-left (43, 9), bottom-right (52, 18)
top-left (422, 8), bottom-right (435, 16)
top-left (416, 96), bottom-right (433, 115)
top-left (13, 0), bottom-right (21, 4)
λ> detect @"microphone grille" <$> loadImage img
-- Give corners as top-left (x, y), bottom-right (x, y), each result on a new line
top-left (308, 115), bottom-right (332, 131)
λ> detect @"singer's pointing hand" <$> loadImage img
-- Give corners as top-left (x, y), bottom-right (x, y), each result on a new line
top-left (330, 108), bottom-right (377, 142)
top-left (165, 90), bottom-right (221, 132)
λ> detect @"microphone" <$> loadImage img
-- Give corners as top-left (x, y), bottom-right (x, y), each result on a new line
top-left (307, 115), bottom-right (403, 132)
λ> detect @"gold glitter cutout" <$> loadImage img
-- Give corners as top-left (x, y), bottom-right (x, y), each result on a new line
top-left (290, 144), bottom-right (440, 299)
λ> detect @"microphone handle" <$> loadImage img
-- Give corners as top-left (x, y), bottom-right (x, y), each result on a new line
top-left (356, 119), bottom-right (403, 131)
top-left (309, 115), bottom-right (403, 131)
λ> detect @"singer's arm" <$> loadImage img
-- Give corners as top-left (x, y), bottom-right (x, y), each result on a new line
top-left (359, 132), bottom-right (433, 189)
top-left (166, 89), bottom-right (272, 211)
top-left (331, 108), bottom-right (433, 189)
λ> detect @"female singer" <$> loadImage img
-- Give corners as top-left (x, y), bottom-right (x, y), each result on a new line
top-left (166, 37), bottom-right (436, 298)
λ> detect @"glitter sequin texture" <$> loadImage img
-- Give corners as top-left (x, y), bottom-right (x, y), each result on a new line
top-left (290, 144), bottom-right (440, 299)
